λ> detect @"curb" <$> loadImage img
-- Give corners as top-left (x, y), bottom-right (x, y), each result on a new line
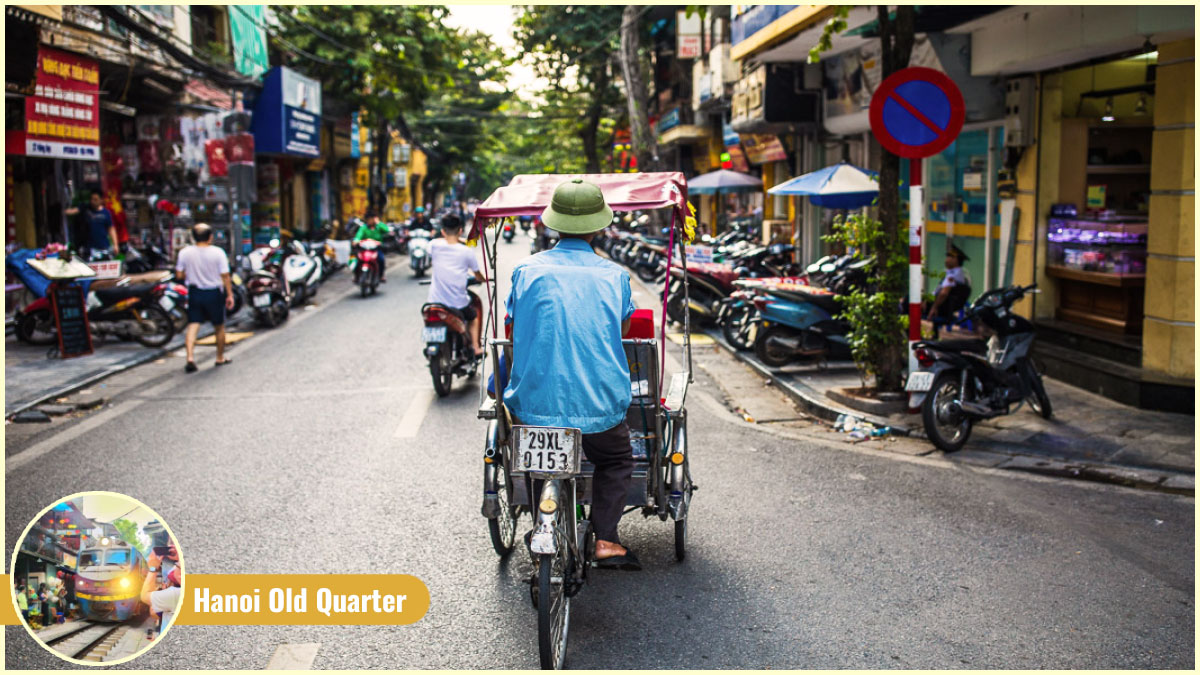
top-left (699, 329), bottom-right (1195, 496)
top-left (701, 327), bottom-right (915, 436)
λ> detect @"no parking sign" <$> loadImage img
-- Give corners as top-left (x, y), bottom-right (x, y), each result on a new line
top-left (870, 67), bottom-right (965, 372)
top-left (869, 67), bottom-right (964, 160)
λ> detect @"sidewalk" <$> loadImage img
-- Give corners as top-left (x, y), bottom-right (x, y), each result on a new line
top-left (5, 315), bottom-right (251, 419)
top-left (704, 327), bottom-right (1195, 492)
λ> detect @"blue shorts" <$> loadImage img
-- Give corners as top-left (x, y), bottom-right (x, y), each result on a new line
top-left (187, 286), bottom-right (226, 326)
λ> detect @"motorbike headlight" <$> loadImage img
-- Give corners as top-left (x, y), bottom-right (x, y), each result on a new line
top-left (119, 577), bottom-right (131, 589)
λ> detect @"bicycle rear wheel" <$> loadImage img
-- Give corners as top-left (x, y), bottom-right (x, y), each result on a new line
top-left (537, 551), bottom-right (569, 669)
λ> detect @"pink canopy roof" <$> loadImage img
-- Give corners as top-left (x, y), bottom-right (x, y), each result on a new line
top-left (471, 172), bottom-right (689, 238)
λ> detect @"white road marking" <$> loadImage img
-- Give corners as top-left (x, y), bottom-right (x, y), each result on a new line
top-left (264, 643), bottom-right (321, 670)
top-left (394, 390), bottom-right (436, 438)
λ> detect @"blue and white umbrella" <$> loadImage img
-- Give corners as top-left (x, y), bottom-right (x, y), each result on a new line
top-left (687, 169), bottom-right (763, 195)
top-left (768, 162), bottom-right (883, 209)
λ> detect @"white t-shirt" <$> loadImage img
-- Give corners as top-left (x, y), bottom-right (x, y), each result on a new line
top-left (175, 245), bottom-right (230, 290)
top-left (150, 585), bottom-right (181, 630)
top-left (428, 238), bottom-right (480, 309)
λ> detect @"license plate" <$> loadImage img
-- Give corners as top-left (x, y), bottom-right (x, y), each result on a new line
top-left (906, 371), bottom-right (935, 392)
top-left (158, 296), bottom-right (175, 311)
top-left (513, 426), bottom-right (581, 477)
top-left (422, 326), bottom-right (447, 343)
top-left (252, 294), bottom-right (271, 308)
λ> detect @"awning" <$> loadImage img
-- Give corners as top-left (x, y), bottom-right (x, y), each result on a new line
top-left (659, 125), bottom-right (711, 148)
top-left (472, 172), bottom-right (689, 238)
top-left (9, 5), bottom-right (61, 23)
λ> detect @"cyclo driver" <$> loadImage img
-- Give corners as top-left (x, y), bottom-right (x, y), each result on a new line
top-left (504, 179), bottom-right (641, 571)
top-left (353, 211), bottom-right (391, 282)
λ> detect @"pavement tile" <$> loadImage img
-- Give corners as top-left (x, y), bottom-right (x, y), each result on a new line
top-left (949, 449), bottom-right (1011, 468)
top-left (1162, 475), bottom-right (1196, 491)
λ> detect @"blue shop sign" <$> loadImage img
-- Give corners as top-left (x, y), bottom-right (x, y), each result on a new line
top-left (722, 121), bottom-right (740, 147)
top-left (350, 112), bottom-right (360, 159)
top-left (251, 66), bottom-right (322, 158)
top-left (657, 107), bottom-right (681, 134)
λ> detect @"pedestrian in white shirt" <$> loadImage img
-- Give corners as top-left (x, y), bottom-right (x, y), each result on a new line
top-left (174, 223), bottom-right (234, 372)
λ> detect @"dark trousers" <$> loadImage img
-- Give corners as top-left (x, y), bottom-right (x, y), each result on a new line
top-left (581, 422), bottom-right (635, 543)
top-left (524, 421), bottom-right (634, 544)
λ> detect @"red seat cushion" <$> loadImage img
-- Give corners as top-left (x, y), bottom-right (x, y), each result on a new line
top-left (626, 308), bottom-right (655, 339)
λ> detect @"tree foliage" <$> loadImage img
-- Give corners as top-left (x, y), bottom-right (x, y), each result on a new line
top-left (111, 519), bottom-right (149, 556)
top-left (513, 5), bottom-right (625, 173)
top-left (822, 212), bottom-right (908, 386)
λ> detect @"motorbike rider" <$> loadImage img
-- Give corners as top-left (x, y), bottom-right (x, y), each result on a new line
top-left (504, 179), bottom-right (641, 571)
top-left (410, 206), bottom-right (432, 231)
top-left (428, 214), bottom-right (485, 358)
top-left (353, 211), bottom-right (391, 282)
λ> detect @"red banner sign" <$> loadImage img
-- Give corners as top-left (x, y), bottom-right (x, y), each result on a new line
top-left (24, 46), bottom-right (101, 160)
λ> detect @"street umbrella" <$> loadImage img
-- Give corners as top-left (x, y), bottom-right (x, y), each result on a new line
top-left (768, 162), bottom-right (882, 209)
top-left (686, 169), bottom-right (763, 195)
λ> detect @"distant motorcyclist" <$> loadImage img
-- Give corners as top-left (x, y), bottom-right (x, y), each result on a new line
top-left (410, 206), bottom-right (432, 231)
top-left (353, 212), bottom-right (392, 282)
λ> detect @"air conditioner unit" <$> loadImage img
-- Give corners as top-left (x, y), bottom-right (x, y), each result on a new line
top-left (1004, 76), bottom-right (1036, 148)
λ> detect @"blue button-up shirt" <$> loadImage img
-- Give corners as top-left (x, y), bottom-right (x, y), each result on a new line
top-left (504, 238), bottom-right (636, 434)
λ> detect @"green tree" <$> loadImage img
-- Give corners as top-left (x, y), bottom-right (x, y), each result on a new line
top-left (617, 5), bottom-right (659, 173)
top-left (514, 5), bottom-right (625, 173)
top-left (412, 29), bottom-right (512, 204)
top-left (111, 519), bottom-right (148, 556)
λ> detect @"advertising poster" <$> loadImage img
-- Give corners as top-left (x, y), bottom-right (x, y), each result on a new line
top-left (21, 46), bottom-right (100, 160)
top-left (741, 134), bottom-right (787, 165)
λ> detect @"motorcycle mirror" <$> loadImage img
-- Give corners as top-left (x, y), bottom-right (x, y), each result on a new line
top-left (821, 263), bottom-right (835, 273)
top-left (270, 239), bottom-right (280, 248)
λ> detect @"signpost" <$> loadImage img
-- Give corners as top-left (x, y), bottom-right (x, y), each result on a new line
top-left (868, 67), bottom-right (964, 374)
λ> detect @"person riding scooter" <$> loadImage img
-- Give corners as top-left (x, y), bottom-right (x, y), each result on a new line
top-left (410, 206), bottom-right (432, 231)
top-left (353, 212), bottom-right (391, 282)
top-left (428, 215), bottom-right (484, 358)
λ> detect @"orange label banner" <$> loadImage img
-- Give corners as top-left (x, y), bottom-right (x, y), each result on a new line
top-left (1, 574), bottom-right (430, 626)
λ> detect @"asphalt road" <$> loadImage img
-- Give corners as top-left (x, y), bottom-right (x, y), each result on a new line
top-left (5, 231), bottom-right (1194, 669)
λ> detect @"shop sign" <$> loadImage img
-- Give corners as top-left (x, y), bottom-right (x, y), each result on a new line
top-left (741, 134), bottom-right (787, 165)
top-left (677, 10), bottom-right (703, 59)
top-left (250, 66), bottom-right (322, 158)
top-left (685, 245), bottom-right (714, 264)
top-left (722, 121), bottom-right (740, 148)
top-left (350, 112), bottom-right (361, 158)
top-left (657, 107), bottom-right (681, 134)
top-left (726, 145), bottom-right (751, 173)
top-left (22, 46), bottom-right (101, 161)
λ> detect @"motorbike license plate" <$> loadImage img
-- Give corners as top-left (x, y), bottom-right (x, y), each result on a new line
top-left (905, 371), bottom-right (935, 392)
top-left (252, 294), bottom-right (271, 308)
top-left (513, 426), bottom-right (581, 476)
top-left (422, 326), bottom-right (447, 343)
top-left (158, 296), bottom-right (175, 311)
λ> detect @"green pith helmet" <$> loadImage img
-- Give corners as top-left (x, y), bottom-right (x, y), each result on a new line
top-left (541, 179), bottom-right (614, 235)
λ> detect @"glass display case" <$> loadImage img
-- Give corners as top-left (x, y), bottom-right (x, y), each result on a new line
top-left (1048, 216), bottom-right (1147, 276)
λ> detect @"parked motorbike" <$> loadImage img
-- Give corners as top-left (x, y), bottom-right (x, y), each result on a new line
top-left (392, 223), bottom-right (411, 255)
top-left (421, 281), bottom-right (485, 396)
top-left (751, 284), bottom-right (854, 366)
top-left (666, 243), bottom-right (798, 327)
top-left (149, 278), bottom-right (190, 333)
top-left (530, 225), bottom-right (558, 254)
top-left (409, 228), bottom-right (433, 277)
top-left (907, 284), bottom-right (1051, 452)
top-left (246, 250), bottom-right (290, 328)
top-left (282, 240), bottom-right (322, 307)
top-left (352, 239), bottom-right (383, 296)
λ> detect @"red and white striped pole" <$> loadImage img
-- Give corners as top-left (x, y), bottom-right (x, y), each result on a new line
top-left (908, 158), bottom-right (924, 374)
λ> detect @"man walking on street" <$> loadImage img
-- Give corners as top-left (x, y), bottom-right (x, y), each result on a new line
top-left (503, 179), bottom-right (641, 570)
top-left (175, 223), bottom-right (234, 372)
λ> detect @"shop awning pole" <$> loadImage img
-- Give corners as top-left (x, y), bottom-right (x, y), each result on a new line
top-left (984, 126), bottom-right (996, 291)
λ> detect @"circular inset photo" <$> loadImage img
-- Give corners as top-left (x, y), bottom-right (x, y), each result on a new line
top-left (9, 492), bottom-right (184, 666)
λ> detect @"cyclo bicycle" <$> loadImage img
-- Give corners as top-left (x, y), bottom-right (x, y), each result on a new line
top-left (469, 173), bottom-right (699, 669)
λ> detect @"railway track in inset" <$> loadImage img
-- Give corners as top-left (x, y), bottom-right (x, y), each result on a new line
top-left (46, 621), bottom-right (134, 662)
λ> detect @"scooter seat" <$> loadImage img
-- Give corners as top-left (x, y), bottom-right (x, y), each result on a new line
top-left (93, 283), bottom-right (157, 305)
top-left (919, 339), bottom-right (987, 354)
top-left (770, 288), bottom-right (842, 314)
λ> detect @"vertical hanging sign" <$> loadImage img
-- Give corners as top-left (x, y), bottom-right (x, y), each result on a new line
top-left (24, 47), bottom-right (101, 160)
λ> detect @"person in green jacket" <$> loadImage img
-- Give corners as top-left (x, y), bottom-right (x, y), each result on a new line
top-left (353, 212), bottom-right (392, 282)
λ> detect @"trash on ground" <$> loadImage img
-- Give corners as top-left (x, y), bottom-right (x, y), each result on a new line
top-left (835, 413), bottom-right (894, 439)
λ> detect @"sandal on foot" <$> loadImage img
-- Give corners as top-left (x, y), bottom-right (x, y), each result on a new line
top-left (185, 362), bottom-right (198, 373)
top-left (594, 549), bottom-right (642, 571)
top-left (215, 358), bottom-right (232, 367)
